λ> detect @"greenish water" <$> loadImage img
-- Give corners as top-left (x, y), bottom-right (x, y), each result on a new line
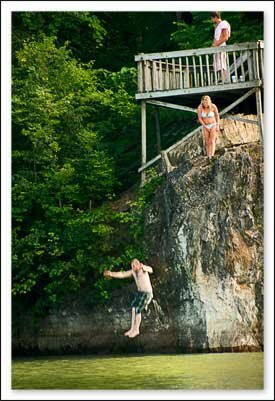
top-left (12, 352), bottom-right (263, 390)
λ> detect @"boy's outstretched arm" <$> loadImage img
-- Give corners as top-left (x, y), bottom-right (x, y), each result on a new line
top-left (103, 270), bottom-right (133, 279)
top-left (141, 264), bottom-right (153, 274)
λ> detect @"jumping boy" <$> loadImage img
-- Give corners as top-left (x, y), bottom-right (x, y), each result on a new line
top-left (103, 258), bottom-right (153, 338)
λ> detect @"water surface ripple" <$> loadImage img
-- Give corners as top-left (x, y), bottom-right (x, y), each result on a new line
top-left (12, 352), bottom-right (263, 390)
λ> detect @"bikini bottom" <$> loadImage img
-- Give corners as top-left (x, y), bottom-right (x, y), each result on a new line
top-left (205, 122), bottom-right (218, 130)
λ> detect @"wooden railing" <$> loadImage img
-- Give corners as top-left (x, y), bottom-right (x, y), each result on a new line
top-left (135, 41), bottom-right (264, 99)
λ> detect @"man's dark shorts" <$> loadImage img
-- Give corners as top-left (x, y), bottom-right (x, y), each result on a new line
top-left (131, 291), bottom-right (153, 314)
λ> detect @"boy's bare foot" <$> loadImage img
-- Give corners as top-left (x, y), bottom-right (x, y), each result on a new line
top-left (128, 331), bottom-right (139, 338)
top-left (124, 330), bottom-right (133, 336)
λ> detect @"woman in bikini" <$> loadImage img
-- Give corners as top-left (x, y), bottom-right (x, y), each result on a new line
top-left (197, 95), bottom-right (220, 158)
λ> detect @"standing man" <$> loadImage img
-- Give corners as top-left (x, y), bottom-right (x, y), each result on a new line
top-left (211, 11), bottom-right (231, 83)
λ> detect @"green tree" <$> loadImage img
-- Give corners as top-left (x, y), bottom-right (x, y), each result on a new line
top-left (171, 12), bottom-right (263, 49)
top-left (12, 36), bottom-right (134, 316)
top-left (12, 12), bottom-right (107, 62)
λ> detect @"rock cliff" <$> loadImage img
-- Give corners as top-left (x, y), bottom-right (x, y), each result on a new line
top-left (13, 115), bottom-right (263, 355)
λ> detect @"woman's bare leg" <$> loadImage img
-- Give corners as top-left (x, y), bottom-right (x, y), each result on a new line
top-left (124, 308), bottom-right (135, 336)
top-left (203, 127), bottom-right (211, 157)
top-left (209, 127), bottom-right (218, 157)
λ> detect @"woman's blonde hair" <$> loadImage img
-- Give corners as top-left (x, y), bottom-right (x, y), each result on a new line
top-left (201, 95), bottom-right (212, 109)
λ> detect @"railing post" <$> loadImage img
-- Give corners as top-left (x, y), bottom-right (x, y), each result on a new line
top-left (137, 59), bottom-right (143, 93)
top-left (185, 56), bottom-right (190, 88)
top-left (199, 55), bottom-right (204, 86)
top-left (192, 56), bottom-right (197, 87)
top-left (152, 61), bottom-right (156, 91)
top-left (179, 57), bottom-right (183, 89)
top-left (172, 58), bottom-right (176, 89)
top-left (141, 100), bottom-right (147, 185)
top-left (165, 59), bottom-right (169, 90)
top-left (240, 51), bottom-right (245, 82)
top-left (255, 88), bottom-right (264, 142)
top-left (233, 51), bottom-right (238, 82)
top-left (154, 107), bottom-right (161, 154)
top-left (158, 60), bottom-right (163, 90)
top-left (206, 54), bottom-right (210, 86)
top-left (247, 50), bottom-right (253, 80)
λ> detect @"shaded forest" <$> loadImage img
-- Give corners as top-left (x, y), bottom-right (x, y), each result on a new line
top-left (12, 11), bottom-right (263, 322)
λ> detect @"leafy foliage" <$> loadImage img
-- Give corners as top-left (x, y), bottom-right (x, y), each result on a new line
top-left (12, 36), bottom-right (136, 315)
top-left (171, 11), bottom-right (263, 49)
top-left (12, 12), bottom-right (107, 62)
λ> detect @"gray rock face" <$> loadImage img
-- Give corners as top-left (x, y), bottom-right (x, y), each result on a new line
top-left (13, 116), bottom-right (263, 355)
top-left (144, 116), bottom-right (263, 353)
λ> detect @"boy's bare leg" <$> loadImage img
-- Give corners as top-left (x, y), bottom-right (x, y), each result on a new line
top-left (124, 308), bottom-right (135, 336)
top-left (128, 313), bottom-right (141, 338)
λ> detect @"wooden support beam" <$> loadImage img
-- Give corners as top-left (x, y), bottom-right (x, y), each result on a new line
top-left (259, 47), bottom-right (264, 86)
top-left (165, 126), bottom-right (202, 154)
top-left (138, 154), bottom-right (161, 173)
top-left (220, 87), bottom-right (257, 115)
top-left (146, 99), bottom-right (197, 113)
top-left (135, 80), bottom-right (261, 100)
top-left (230, 51), bottom-right (248, 75)
top-left (255, 88), bottom-right (264, 141)
top-left (141, 101), bottom-right (147, 185)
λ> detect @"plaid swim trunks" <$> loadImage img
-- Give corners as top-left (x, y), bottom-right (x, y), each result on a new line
top-left (131, 291), bottom-right (153, 314)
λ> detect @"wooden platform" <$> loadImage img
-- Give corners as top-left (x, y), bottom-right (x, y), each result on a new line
top-left (134, 41), bottom-right (264, 184)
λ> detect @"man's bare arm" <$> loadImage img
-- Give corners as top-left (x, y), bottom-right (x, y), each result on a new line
top-left (104, 270), bottom-right (133, 278)
top-left (141, 264), bottom-right (153, 274)
top-left (212, 29), bottom-right (229, 47)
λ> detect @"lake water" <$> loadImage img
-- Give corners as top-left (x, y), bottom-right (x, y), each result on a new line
top-left (12, 352), bottom-right (263, 390)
